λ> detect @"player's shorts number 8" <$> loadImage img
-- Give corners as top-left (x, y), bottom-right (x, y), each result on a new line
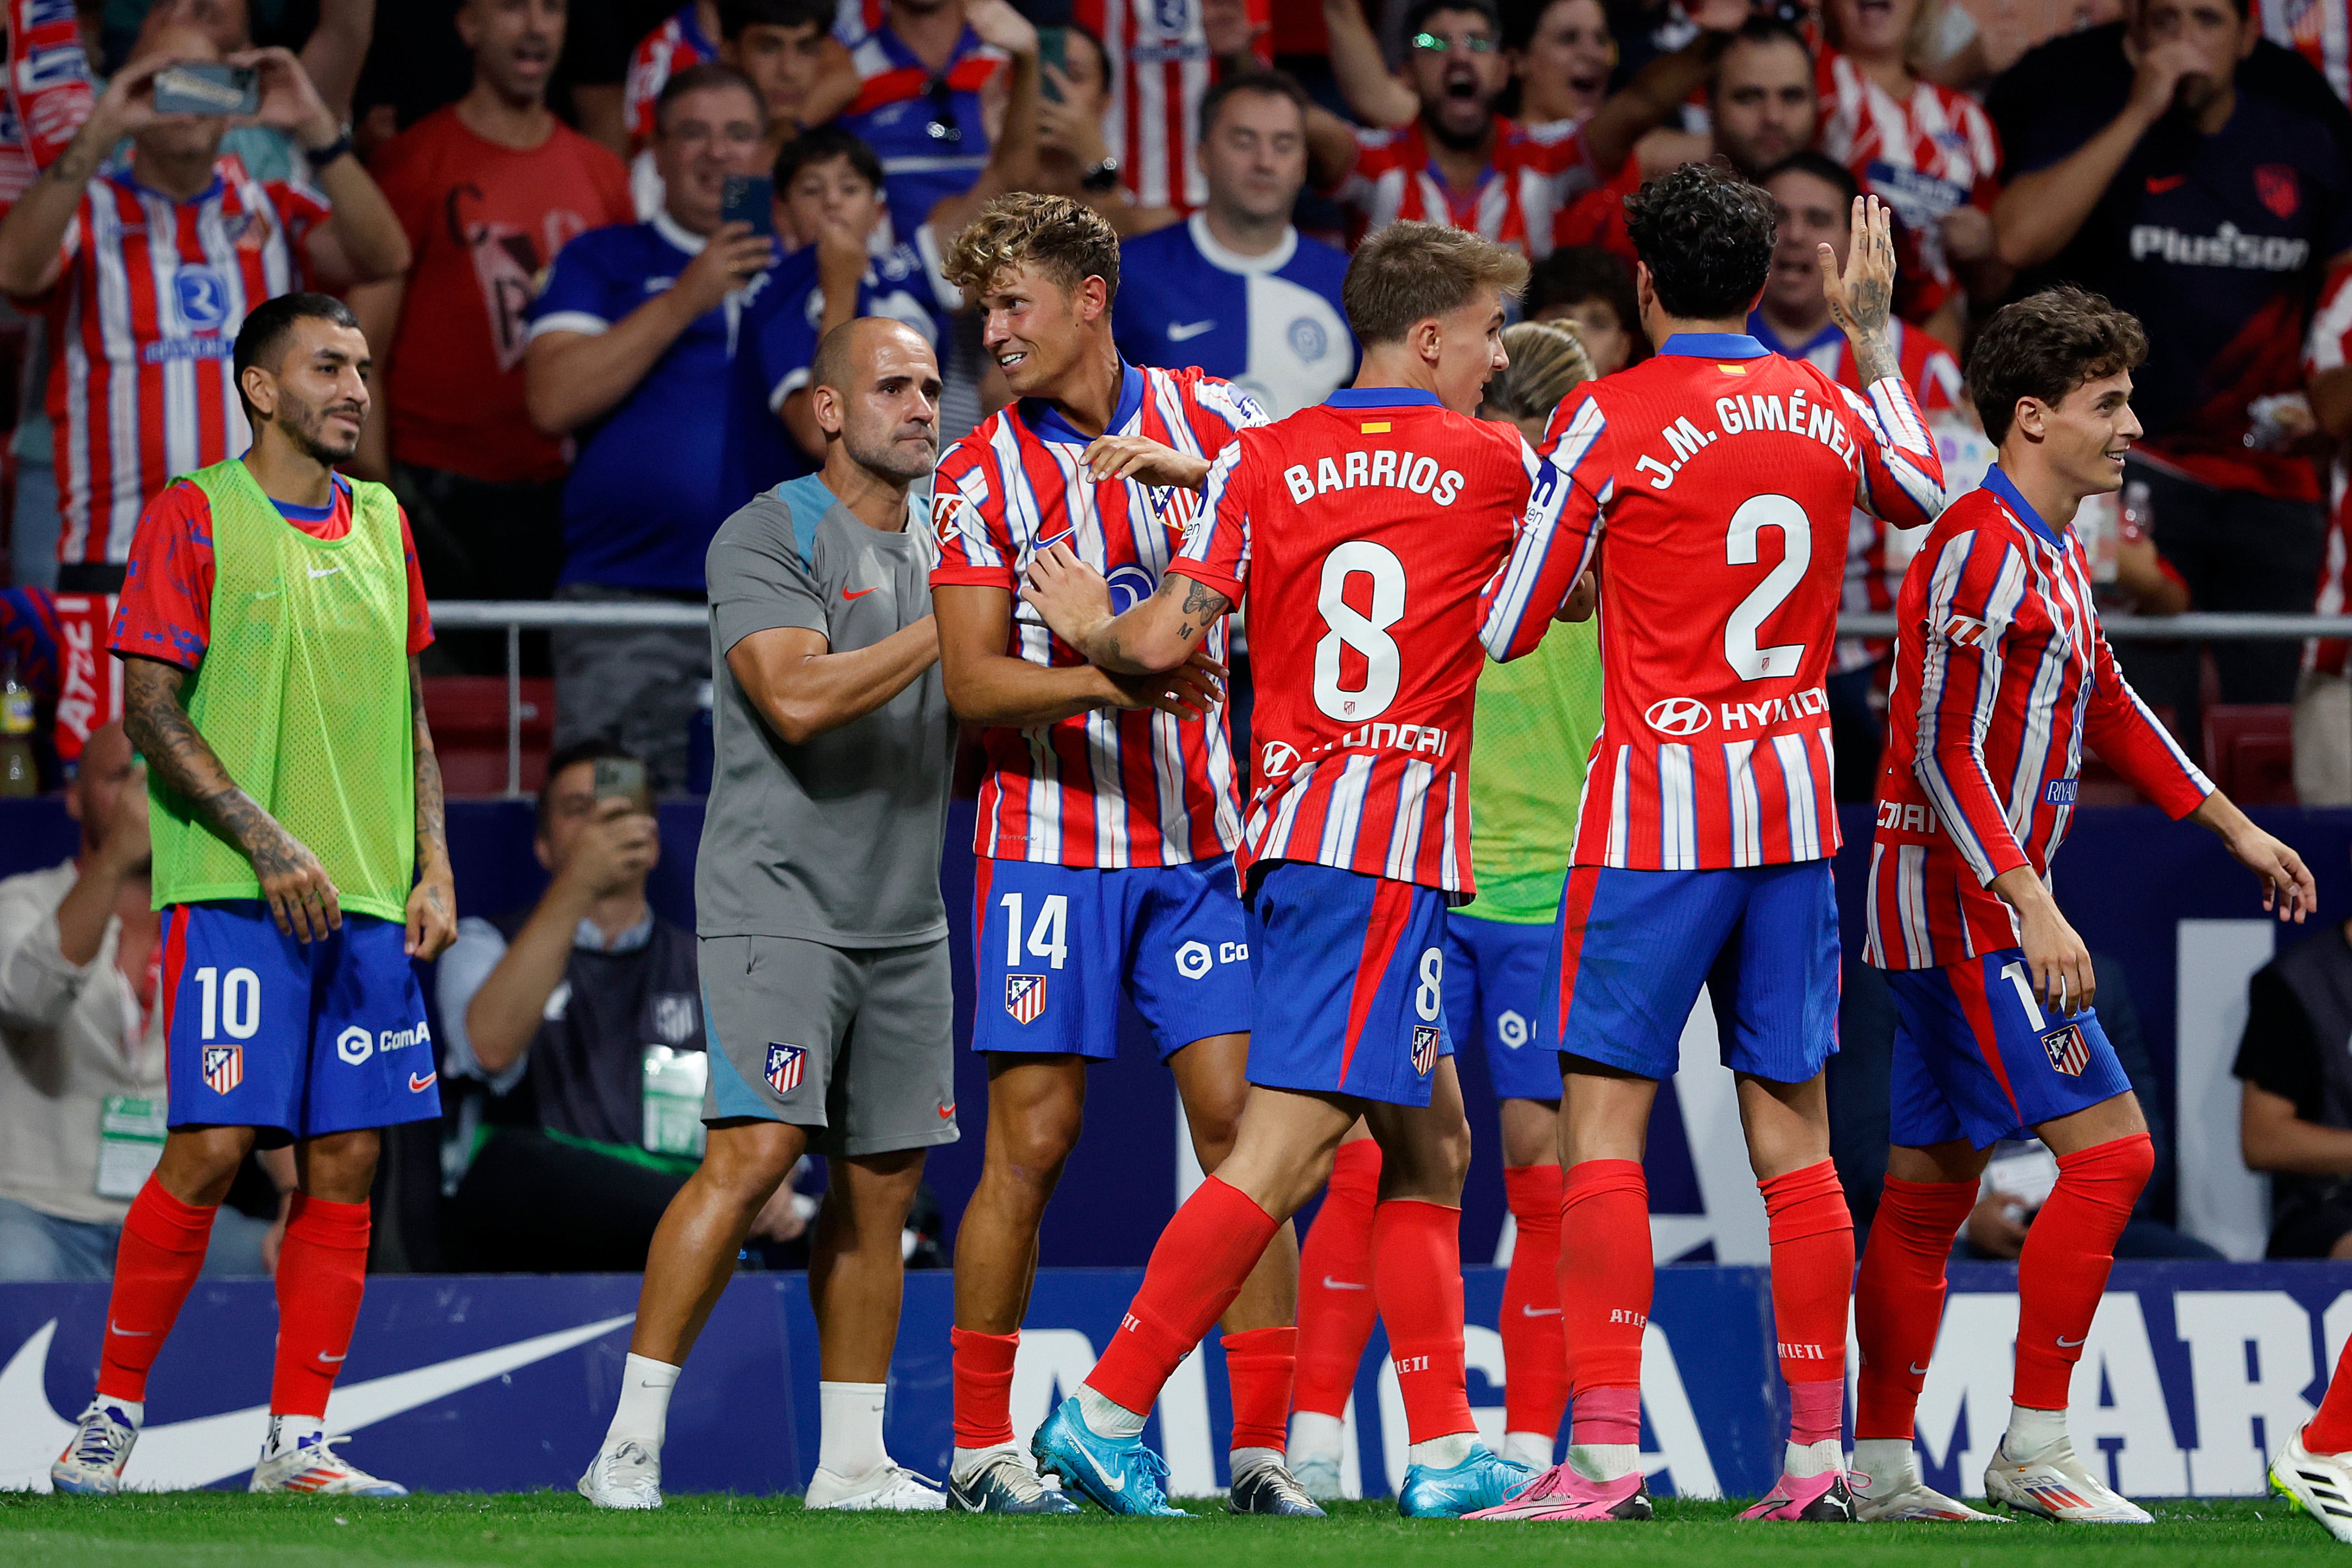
top-left (1414, 947), bottom-right (1442, 1022)
top-left (1724, 493), bottom-right (1810, 681)
top-left (1314, 540), bottom-right (1406, 721)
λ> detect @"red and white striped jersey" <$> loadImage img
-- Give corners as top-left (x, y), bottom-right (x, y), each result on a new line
top-left (1865, 468), bottom-right (2210, 969)
top-left (1073, 0), bottom-right (1273, 213)
top-left (2305, 258), bottom-right (2352, 673)
top-left (1529, 332), bottom-right (1946, 870)
top-left (40, 157), bottom-right (330, 566)
top-left (1815, 48), bottom-right (2001, 322)
top-left (1750, 312), bottom-right (1964, 673)
top-left (930, 361), bottom-right (1265, 867)
top-left (622, 3), bottom-right (718, 148)
top-left (2260, 0), bottom-right (2352, 102)
top-left (1168, 389), bottom-right (1587, 897)
top-left (1331, 116), bottom-right (1595, 257)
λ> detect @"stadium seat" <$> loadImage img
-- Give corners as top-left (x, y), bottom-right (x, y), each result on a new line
top-left (421, 676), bottom-right (554, 797)
top-left (2203, 704), bottom-right (2297, 805)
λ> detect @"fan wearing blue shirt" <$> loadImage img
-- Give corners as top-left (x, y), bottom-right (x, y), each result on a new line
top-left (523, 62), bottom-right (791, 791)
top-left (1112, 70), bottom-right (1353, 420)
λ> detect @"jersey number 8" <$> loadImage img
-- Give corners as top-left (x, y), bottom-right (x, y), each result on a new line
top-left (1313, 540), bottom-right (1407, 722)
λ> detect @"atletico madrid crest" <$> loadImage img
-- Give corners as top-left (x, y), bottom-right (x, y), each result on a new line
top-left (1411, 1025), bottom-right (1440, 1078)
top-left (202, 1044), bottom-right (242, 1095)
top-left (766, 1044), bottom-right (806, 1095)
top-left (1006, 974), bottom-right (1047, 1024)
top-left (2041, 1023), bottom-right (2089, 1078)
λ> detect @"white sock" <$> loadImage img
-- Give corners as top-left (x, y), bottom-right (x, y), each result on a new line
top-left (1785, 1436), bottom-right (1843, 1480)
top-left (1288, 1410), bottom-right (1343, 1463)
top-left (1407, 1431), bottom-right (1476, 1469)
top-left (1503, 1430), bottom-right (1555, 1469)
top-left (1570, 1442), bottom-right (1641, 1481)
top-left (1849, 1437), bottom-right (1914, 1492)
top-left (264, 1414), bottom-right (324, 1459)
top-left (951, 1441), bottom-right (1024, 1481)
top-left (817, 1381), bottom-right (889, 1478)
top-left (1077, 1384), bottom-right (1147, 1440)
top-left (2003, 1404), bottom-right (2067, 1459)
top-left (607, 1353), bottom-right (681, 1450)
top-left (93, 1397), bottom-right (143, 1428)
top-left (1229, 1444), bottom-right (1283, 1476)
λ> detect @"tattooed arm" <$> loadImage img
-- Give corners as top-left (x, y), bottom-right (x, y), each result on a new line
top-left (121, 654), bottom-right (344, 942)
top-left (406, 658), bottom-right (457, 960)
top-left (0, 56), bottom-right (178, 294)
top-left (1819, 195), bottom-right (1902, 391)
top-left (1022, 545), bottom-right (1233, 676)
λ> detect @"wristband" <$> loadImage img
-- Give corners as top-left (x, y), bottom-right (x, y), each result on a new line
top-left (304, 127), bottom-right (354, 171)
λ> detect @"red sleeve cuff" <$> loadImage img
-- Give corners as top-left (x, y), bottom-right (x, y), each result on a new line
top-left (1165, 560), bottom-right (1241, 603)
top-left (929, 564), bottom-right (1018, 590)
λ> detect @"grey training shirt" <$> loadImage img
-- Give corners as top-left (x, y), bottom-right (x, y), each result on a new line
top-left (696, 473), bottom-right (955, 946)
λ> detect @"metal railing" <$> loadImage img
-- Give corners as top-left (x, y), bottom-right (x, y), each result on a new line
top-left (426, 601), bottom-right (2352, 796)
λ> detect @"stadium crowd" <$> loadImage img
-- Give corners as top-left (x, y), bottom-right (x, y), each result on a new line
top-left (5, 0), bottom-right (2352, 1527)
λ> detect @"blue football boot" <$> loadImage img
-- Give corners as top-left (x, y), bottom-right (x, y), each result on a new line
top-left (1030, 1396), bottom-right (1191, 1517)
top-left (1398, 1443), bottom-right (1536, 1518)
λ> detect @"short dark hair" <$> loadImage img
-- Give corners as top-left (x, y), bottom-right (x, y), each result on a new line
top-left (537, 739), bottom-right (644, 835)
top-left (1967, 285), bottom-right (2149, 445)
top-left (232, 292), bottom-right (359, 422)
top-left (1061, 20), bottom-right (1113, 94)
top-left (1623, 162), bottom-right (1776, 321)
top-left (1528, 244), bottom-right (1637, 323)
top-left (1712, 13), bottom-right (1812, 94)
top-left (775, 125), bottom-right (884, 193)
top-left (655, 60), bottom-right (765, 133)
top-left (1403, 0), bottom-right (1502, 41)
top-left (1197, 67), bottom-right (1312, 139)
top-left (719, 0), bottom-right (832, 40)
top-left (1759, 149), bottom-right (1860, 209)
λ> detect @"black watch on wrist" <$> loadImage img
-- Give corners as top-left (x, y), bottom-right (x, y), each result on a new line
top-left (1080, 157), bottom-right (1121, 193)
top-left (304, 125), bottom-right (354, 171)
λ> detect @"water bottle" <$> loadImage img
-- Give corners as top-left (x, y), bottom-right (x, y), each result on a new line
top-left (0, 653), bottom-right (36, 797)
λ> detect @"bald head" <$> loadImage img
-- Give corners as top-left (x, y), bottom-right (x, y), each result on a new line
top-left (68, 722), bottom-right (147, 869)
top-left (812, 317), bottom-right (942, 487)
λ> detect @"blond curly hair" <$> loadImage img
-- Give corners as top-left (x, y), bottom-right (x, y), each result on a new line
top-left (940, 192), bottom-right (1122, 302)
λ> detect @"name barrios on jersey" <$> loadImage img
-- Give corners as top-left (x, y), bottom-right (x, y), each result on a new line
top-left (1632, 385), bottom-right (1858, 491)
top-left (1281, 448), bottom-right (1467, 506)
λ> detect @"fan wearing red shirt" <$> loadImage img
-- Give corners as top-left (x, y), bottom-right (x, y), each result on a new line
top-left (1015, 221), bottom-right (1590, 1521)
top-left (1494, 170), bottom-right (1943, 1526)
top-left (352, 0), bottom-right (633, 671)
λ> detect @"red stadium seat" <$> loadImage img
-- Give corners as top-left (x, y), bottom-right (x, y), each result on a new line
top-left (422, 676), bottom-right (554, 797)
top-left (2203, 704), bottom-right (2297, 805)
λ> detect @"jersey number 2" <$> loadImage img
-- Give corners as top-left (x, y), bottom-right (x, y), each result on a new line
top-left (1724, 494), bottom-right (1810, 681)
top-left (1314, 541), bottom-right (1406, 721)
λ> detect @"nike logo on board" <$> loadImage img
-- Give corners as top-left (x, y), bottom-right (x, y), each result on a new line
top-left (1166, 320), bottom-right (1217, 342)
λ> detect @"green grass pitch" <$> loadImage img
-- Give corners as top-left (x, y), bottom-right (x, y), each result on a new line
top-left (1, 1493), bottom-right (2344, 1567)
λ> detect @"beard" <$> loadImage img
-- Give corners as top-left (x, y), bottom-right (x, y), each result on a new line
top-left (844, 426), bottom-right (938, 483)
top-left (275, 394), bottom-right (363, 465)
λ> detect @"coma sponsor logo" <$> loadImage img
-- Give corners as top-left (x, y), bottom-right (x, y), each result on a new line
top-left (1175, 941), bottom-right (1213, 980)
top-left (2128, 222), bottom-right (2310, 272)
top-left (1645, 697), bottom-right (1711, 736)
top-left (337, 1026), bottom-right (374, 1065)
top-left (1497, 1010), bottom-right (1530, 1050)
top-left (378, 1022), bottom-right (430, 1054)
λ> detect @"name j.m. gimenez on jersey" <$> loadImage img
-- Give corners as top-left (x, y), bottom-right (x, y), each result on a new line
top-left (1633, 387), bottom-right (1860, 491)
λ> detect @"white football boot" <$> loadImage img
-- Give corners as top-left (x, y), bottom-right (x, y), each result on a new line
top-left (1982, 1433), bottom-right (2151, 1523)
top-left (2273, 1420), bottom-right (2352, 1544)
top-left (803, 1460), bottom-right (949, 1511)
top-left (50, 1400), bottom-right (140, 1494)
top-left (578, 1437), bottom-right (665, 1509)
top-left (249, 1430), bottom-right (408, 1497)
top-left (1849, 1441), bottom-right (2005, 1522)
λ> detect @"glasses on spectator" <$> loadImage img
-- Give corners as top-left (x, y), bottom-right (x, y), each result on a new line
top-left (1410, 30), bottom-right (1497, 52)
top-left (926, 79), bottom-right (961, 145)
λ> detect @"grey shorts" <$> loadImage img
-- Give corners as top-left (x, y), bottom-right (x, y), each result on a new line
top-left (699, 934), bottom-right (959, 1157)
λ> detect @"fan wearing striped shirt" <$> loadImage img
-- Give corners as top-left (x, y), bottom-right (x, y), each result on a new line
top-left (1853, 285), bottom-right (2316, 1525)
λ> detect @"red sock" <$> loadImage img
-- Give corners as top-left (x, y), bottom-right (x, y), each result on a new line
top-left (2014, 1133), bottom-right (2151, 1411)
top-left (1571, 1384), bottom-right (1640, 1447)
top-left (1221, 1326), bottom-right (1296, 1454)
top-left (2310, 1333), bottom-right (2352, 1454)
top-left (96, 1178), bottom-right (218, 1403)
top-left (952, 1327), bottom-right (1020, 1449)
top-left (1086, 1178), bottom-right (1279, 1415)
top-left (1759, 1160), bottom-right (1854, 1410)
top-left (1853, 1176), bottom-right (1976, 1441)
top-left (1500, 1163), bottom-right (1568, 1438)
top-left (1558, 1159), bottom-right (1651, 1395)
top-left (269, 1194), bottom-right (371, 1418)
top-left (1372, 1198), bottom-right (1475, 1443)
top-left (1293, 1140), bottom-right (1381, 1419)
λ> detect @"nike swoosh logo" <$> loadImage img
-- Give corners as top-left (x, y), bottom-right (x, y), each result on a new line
top-left (1521, 1305), bottom-right (1563, 1317)
top-left (2145, 174), bottom-right (2186, 193)
top-left (1910, 1362), bottom-right (1931, 1375)
top-left (2056, 1333), bottom-right (2087, 1347)
top-left (1075, 1433), bottom-right (1127, 1493)
top-left (1321, 1277), bottom-right (1369, 1292)
top-left (843, 586), bottom-right (882, 600)
top-left (1, 1313), bottom-right (633, 1491)
top-left (306, 565), bottom-right (341, 579)
top-left (1166, 320), bottom-right (1216, 342)
top-left (409, 1071), bottom-right (437, 1093)
top-left (938, 1102), bottom-right (955, 1118)
top-left (316, 1352), bottom-right (345, 1364)
top-left (108, 1323), bottom-right (155, 1337)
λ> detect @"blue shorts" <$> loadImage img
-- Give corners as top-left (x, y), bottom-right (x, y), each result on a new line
top-left (1443, 912), bottom-right (1563, 1103)
top-left (1541, 862), bottom-right (1839, 1084)
top-left (161, 901), bottom-right (439, 1141)
top-left (1245, 862), bottom-right (1453, 1108)
top-left (1885, 950), bottom-right (2133, 1149)
top-left (969, 855), bottom-right (1252, 1058)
